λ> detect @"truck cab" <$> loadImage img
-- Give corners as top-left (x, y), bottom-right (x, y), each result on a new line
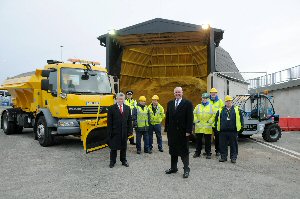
top-left (40, 60), bottom-right (113, 128)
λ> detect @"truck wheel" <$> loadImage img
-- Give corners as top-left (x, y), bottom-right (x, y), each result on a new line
top-left (2, 111), bottom-right (16, 135)
top-left (16, 125), bottom-right (23, 134)
top-left (36, 116), bottom-right (54, 146)
top-left (262, 124), bottom-right (281, 142)
top-left (33, 124), bottom-right (38, 140)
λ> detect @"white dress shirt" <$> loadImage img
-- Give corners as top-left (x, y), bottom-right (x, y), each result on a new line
top-left (175, 98), bottom-right (182, 108)
top-left (117, 103), bottom-right (124, 111)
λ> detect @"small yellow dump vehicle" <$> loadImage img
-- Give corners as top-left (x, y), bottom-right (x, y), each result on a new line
top-left (1, 59), bottom-right (114, 153)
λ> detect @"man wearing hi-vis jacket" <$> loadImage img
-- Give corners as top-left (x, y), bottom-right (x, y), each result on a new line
top-left (193, 93), bottom-right (215, 159)
top-left (215, 95), bottom-right (244, 163)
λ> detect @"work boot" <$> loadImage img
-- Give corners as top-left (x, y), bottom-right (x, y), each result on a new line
top-left (130, 142), bottom-right (136, 145)
top-left (137, 151), bottom-right (141, 154)
top-left (159, 149), bottom-right (164, 152)
top-left (231, 159), bottom-right (237, 164)
top-left (122, 161), bottom-right (129, 167)
top-left (183, 168), bottom-right (190, 178)
top-left (109, 162), bottom-right (115, 168)
top-left (144, 150), bottom-right (152, 154)
top-left (219, 158), bottom-right (227, 162)
top-left (165, 168), bottom-right (178, 174)
top-left (193, 152), bottom-right (200, 158)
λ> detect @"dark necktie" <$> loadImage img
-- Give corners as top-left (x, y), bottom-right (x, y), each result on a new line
top-left (175, 100), bottom-right (179, 110)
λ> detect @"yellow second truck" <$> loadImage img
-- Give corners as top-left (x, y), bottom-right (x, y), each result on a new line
top-left (1, 59), bottom-right (114, 153)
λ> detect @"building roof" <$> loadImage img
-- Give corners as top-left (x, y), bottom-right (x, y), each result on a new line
top-left (97, 18), bottom-right (245, 83)
top-left (215, 47), bottom-right (246, 82)
top-left (98, 18), bottom-right (224, 47)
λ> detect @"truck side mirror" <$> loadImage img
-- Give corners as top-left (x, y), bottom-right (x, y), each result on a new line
top-left (41, 79), bottom-right (50, 91)
top-left (81, 74), bottom-right (89, 80)
top-left (41, 70), bottom-right (51, 78)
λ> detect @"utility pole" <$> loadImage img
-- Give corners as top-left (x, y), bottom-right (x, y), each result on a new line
top-left (60, 46), bottom-right (64, 61)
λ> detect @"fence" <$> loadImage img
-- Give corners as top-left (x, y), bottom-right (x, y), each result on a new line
top-left (248, 65), bottom-right (300, 89)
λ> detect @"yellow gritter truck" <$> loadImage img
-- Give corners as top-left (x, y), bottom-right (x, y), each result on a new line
top-left (1, 59), bottom-right (114, 153)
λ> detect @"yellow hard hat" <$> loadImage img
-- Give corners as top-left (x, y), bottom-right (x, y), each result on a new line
top-left (152, 95), bottom-right (159, 100)
top-left (225, 95), bottom-right (233, 102)
top-left (210, 88), bottom-right (218, 93)
top-left (139, 96), bottom-right (146, 102)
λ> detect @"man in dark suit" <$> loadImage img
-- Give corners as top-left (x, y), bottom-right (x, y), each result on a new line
top-left (107, 92), bottom-right (133, 168)
top-left (164, 87), bottom-right (194, 178)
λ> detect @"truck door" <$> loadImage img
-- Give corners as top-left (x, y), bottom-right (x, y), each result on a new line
top-left (259, 96), bottom-right (275, 121)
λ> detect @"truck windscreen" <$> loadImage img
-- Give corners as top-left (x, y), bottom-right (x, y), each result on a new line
top-left (61, 68), bottom-right (111, 94)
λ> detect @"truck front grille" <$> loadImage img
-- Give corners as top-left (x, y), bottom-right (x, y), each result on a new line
top-left (67, 106), bottom-right (108, 114)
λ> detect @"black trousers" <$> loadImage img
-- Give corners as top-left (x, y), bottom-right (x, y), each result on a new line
top-left (171, 155), bottom-right (190, 171)
top-left (110, 149), bottom-right (127, 164)
top-left (195, 133), bottom-right (212, 155)
top-left (219, 131), bottom-right (238, 160)
top-left (129, 136), bottom-right (135, 144)
top-left (214, 129), bottom-right (219, 153)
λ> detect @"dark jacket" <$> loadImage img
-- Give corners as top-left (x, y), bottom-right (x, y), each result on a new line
top-left (215, 105), bottom-right (244, 133)
top-left (165, 98), bottom-right (194, 156)
top-left (107, 103), bottom-right (132, 150)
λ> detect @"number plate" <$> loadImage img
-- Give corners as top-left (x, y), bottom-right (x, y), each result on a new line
top-left (244, 124), bottom-right (257, 131)
top-left (86, 101), bottom-right (100, 106)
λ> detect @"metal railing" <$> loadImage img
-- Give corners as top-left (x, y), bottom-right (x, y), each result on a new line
top-left (247, 65), bottom-right (300, 89)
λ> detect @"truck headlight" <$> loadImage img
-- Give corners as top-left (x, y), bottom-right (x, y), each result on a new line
top-left (58, 121), bottom-right (76, 127)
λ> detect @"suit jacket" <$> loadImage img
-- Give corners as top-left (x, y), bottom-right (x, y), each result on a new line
top-left (165, 98), bottom-right (193, 156)
top-left (107, 103), bottom-right (132, 150)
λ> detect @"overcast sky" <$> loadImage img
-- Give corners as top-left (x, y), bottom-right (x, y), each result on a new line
top-left (0, 0), bottom-right (299, 83)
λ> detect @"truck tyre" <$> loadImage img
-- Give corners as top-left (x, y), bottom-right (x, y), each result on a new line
top-left (2, 111), bottom-right (16, 135)
top-left (262, 123), bottom-right (281, 142)
top-left (33, 124), bottom-right (38, 140)
top-left (36, 116), bottom-right (54, 146)
top-left (16, 125), bottom-right (23, 134)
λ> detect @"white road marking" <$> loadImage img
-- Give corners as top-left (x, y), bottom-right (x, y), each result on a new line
top-left (249, 138), bottom-right (300, 161)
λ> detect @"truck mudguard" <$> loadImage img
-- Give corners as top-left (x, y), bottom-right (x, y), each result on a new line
top-left (36, 108), bottom-right (58, 128)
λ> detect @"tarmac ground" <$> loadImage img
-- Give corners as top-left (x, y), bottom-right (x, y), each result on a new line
top-left (0, 124), bottom-right (299, 199)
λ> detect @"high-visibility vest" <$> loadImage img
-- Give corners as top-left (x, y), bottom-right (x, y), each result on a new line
top-left (209, 98), bottom-right (224, 114)
top-left (148, 103), bottom-right (165, 125)
top-left (210, 98), bottom-right (224, 127)
top-left (193, 103), bottom-right (215, 134)
top-left (217, 106), bottom-right (242, 132)
top-left (125, 98), bottom-right (137, 110)
top-left (137, 106), bottom-right (149, 128)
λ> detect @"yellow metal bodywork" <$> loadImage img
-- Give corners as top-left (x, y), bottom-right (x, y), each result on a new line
top-left (1, 70), bottom-right (43, 112)
top-left (1, 62), bottom-right (114, 152)
top-left (80, 118), bottom-right (108, 153)
top-left (1, 63), bottom-right (112, 116)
